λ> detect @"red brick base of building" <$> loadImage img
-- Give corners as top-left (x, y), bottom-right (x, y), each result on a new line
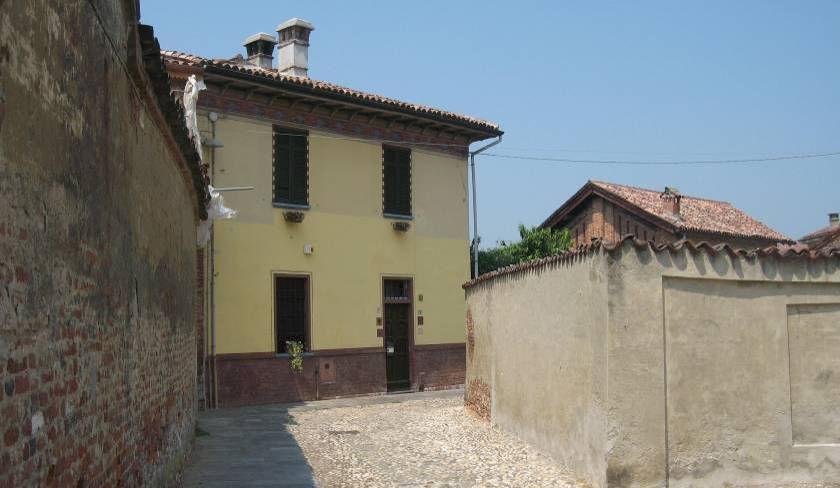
top-left (213, 344), bottom-right (465, 407)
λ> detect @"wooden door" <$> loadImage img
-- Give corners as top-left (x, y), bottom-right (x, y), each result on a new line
top-left (384, 302), bottom-right (411, 391)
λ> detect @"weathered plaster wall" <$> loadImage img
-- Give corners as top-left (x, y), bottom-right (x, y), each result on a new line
top-left (608, 245), bottom-right (840, 487)
top-left (466, 241), bottom-right (840, 487)
top-left (0, 1), bottom-right (199, 485)
top-left (465, 252), bottom-right (610, 487)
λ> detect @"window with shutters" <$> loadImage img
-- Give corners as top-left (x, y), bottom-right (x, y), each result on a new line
top-left (272, 126), bottom-right (309, 206)
top-left (274, 275), bottom-right (309, 353)
top-left (382, 145), bottom-right (411, 217)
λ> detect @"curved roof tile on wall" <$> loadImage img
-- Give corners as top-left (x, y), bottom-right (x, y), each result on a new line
top-left (463, 235), bottom-right (840, 289)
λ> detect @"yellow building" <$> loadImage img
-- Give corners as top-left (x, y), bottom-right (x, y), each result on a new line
top-left (164, 19), bottom-right (501, 406)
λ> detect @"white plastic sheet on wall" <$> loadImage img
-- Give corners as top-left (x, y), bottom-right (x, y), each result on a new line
top-left (197, 186), bottom-right (237, 246)
top-left (183, 74), bottom-right (206, 156)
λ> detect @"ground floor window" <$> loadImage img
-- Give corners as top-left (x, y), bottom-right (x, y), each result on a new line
top-left (274, 275), bottom-right (309, 353)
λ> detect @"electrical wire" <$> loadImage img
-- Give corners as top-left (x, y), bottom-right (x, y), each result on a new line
top-left (206, 117), bottom-right (840, 166)
top-left (479, 151), bottom-right (840, 166)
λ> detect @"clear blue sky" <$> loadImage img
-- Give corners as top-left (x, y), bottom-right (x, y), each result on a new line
top-left (142, 1), bottom-right (839, 245)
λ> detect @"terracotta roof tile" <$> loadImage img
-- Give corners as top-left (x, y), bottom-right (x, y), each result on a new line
top-left (800, 224), bottom-right (840, 252)
top-left (161, 50), bottom-right (501, 135)
top-left (589, 180), bottom-right (791, 242)
top-left (463, 236), bottom-right (840, 289)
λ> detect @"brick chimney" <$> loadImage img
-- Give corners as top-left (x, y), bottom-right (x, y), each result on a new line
top-left (276, 18), bottom-right (314, 77)
top-left (660, 186), bottom-right (682, 217)
top-left (243, 32), bottom-right (277, 69)
top-left (830, 212), bottom-right (839, 228)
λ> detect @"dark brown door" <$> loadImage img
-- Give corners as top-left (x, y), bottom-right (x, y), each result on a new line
top-left (384, 302), bottom-right (411, 391)
top-left (275, 276), bottom-right (308, 353)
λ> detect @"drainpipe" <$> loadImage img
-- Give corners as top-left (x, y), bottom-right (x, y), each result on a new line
top-left (208, 112), bottom-right (219, 409)
top-left (469, 135), bottom-right (502, 279)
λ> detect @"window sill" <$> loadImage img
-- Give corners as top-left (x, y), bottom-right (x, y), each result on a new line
top-left (275, 352), bottom-right (314, 359)
top-left (273, 202), bottom-right (310, 210)
top-left (383, 213), bottom-right (414, 221)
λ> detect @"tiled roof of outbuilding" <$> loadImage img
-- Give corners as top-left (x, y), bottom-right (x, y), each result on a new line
top-left (800, 224), bottom-right (840, 252)
top-left (589, 181), bottom-right (791, 242)
top-left (161, 50), bottom-right (502, 135)
top-left (542, 180), bottom-right (792, 243)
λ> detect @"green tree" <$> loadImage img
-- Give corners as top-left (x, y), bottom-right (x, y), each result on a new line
top-left (474, 225), bottom-right (572, 276)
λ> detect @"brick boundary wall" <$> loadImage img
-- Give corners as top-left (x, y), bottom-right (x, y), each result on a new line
top-left (0, 1), bottom-right (205, 485)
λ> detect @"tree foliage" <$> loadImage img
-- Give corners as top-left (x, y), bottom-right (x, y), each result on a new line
top-left (474, 225), bottom-right (572, 276)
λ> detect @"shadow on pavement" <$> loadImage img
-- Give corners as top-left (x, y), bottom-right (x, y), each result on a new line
top-left (182, 404), bottom-right (317, 487)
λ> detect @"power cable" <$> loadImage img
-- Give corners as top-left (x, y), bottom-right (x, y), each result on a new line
top-left (479, 151), bottom-right (840, 166)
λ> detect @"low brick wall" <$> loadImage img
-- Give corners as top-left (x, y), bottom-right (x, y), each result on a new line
top-left (465, 239), bottom-right (840, 488)
top-left (214, 344), bottom-right (466, 407)
top-left (414, 344), bottom-right (465, 391)
top-left (215, 350), bottom-right (386, 407)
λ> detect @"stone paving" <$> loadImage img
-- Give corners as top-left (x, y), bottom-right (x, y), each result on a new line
top-left (181, 390), bottom-right (840, 487)
top-left (286, 389), bottom-right (583, 488)
top-left (182, 389), bottom-right (584, 487)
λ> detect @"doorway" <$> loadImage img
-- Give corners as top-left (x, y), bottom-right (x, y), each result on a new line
top-left (383, 278), bottom-right (412, 391)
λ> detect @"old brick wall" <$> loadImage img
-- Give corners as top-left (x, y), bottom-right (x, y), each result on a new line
top-left (0, 1), bottom-right (200, 486)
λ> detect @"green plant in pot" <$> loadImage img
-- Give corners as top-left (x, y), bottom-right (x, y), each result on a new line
top-left (286, 340), bottom-right (304, 373)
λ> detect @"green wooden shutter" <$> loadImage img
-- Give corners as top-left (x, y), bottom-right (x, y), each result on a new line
top-left (290, 135), bottom-right (308, 205)
top-left (273, 129), bottom-right (291, 203)
top-left (396, 148), bottom-right (411, 215)
top-left (383, 146), bottom-right (411, 216)
top-left (273, 126), bottom-right (308, 205)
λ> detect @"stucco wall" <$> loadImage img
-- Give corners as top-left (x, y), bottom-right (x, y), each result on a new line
top-left (0, 1), bottom-right (199, 485)
top-left (466, 240), bottom-right (840, 487)
top-left (465, 251), bottom-right (610, 486)
top-left (206, 113), bottom-right (470, 353)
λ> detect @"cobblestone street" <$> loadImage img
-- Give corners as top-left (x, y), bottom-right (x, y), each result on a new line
top-left (183, 389), bottom-right (584, 487)
top-left (295, 390), bottom-right (583, 487)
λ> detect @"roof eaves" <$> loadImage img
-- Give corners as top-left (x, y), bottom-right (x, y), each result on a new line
top-left (163, 51), bottom-right (503, 138)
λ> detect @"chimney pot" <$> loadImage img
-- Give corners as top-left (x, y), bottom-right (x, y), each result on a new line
top-left (276, 18), bottom-right (314, 78)
top-left (660, 186), bottom-right (682, 217)
top-left (830, 212), bottom-right (839, 227)
top-left (243, 32), bottom-right (277, 69)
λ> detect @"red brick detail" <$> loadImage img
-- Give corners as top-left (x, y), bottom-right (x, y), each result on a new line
top-left (465, 310), bottom-right (475, 361)
top-left (465, 378), bottom-right (491, 421)
top-left (198, 91), bottom-right (470, 158)
top-left (413, 343), bottom-right (466, 390)
top-left (6, 358), bottom-right (26, 375)
top-left (215, 350), bottom-right (386, 407)
top-left (13, 376), bottom-right (29, 395)
top-left (3, 428), bottom-right (18, 447)
top-left (215, 344), bottom-right (466, 406)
